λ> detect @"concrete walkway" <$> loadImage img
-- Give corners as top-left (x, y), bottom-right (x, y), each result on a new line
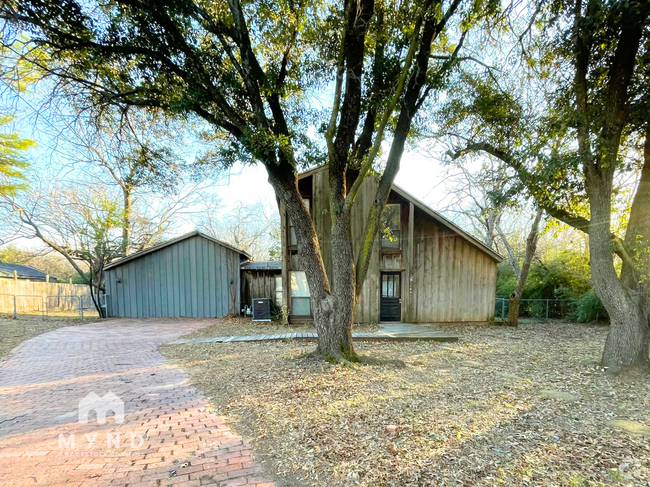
top-left (0, 319), bottom-right (274, 487)
top-left (169, 322), bottom-right (458, 345)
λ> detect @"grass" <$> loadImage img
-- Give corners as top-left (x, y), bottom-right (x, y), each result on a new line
top-left (0, 315), bottom-right (95, 358)
top-left (160, 319), bottom-right (650, 486)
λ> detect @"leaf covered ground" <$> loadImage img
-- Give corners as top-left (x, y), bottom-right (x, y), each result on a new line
top-left (160, 319), bottom-right (650, 487)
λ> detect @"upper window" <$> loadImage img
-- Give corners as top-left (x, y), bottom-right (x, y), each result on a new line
top-left (289, 198), bottom-right (310, 247)
top-left (381, 204), bottom-right (401, 250)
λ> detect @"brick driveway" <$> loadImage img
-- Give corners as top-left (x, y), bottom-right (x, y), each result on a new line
top-left (0, 319), bottom-right (274, 487)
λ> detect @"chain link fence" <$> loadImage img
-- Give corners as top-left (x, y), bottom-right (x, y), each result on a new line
top-left (495, 297), bottom-right (574, 320)
top-left (0, 294), bottom-right (107, 319)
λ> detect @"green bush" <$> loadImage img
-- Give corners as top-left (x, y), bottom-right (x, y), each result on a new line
top-left (570, 290), bottom-right (609, 323)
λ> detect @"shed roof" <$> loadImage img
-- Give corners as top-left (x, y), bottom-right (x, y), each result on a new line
top-left (0, 262), bottom-right (56, 281)
top-left (104, 231), bottom-right (251, 271)
top-left (240, 261), bottom-right (282, 271)
top-left (298, 166), bottom-right (503, 263)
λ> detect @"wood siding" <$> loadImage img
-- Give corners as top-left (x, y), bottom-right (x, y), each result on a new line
top-left (241, 270), bottom-right (281, 308)
top-left (410, 207), bottom-right (497, 322)
top-left (105, 235), bottom-right (242, 318)
top-left (286, 166), bottom-right (499, 324)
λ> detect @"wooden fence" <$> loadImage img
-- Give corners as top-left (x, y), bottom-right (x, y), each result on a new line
top-left (0, 278), bottom-right (91, 315)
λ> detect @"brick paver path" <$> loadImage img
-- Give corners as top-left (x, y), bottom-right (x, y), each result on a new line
top-left (0, 319), bottom-right (274, 487)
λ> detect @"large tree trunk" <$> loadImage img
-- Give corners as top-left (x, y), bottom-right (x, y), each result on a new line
top-left (588, 173), bottom-right (649, 371)
top-left (507, 208), bottom-right (543, 327)
top-left (266, 169), bottom-right (361, 362)
top-left (323, 207), bottom-right (358, 361)
top-left (605, 125), bottom-right (650, 369)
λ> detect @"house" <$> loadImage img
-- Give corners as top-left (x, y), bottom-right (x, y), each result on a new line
top-left (0, 262), bottom-right (57, 282)
top-left (104, 231), bottom-right (250, 318)
top-left (279, 166), bottom-right (502, 324)
top-left (240, 261), bottom-right (282, 311)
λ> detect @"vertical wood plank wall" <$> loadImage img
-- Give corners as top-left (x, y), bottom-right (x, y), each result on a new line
top-left (241, 270), bottom-right (280, 308)
top-left (0, 280), bottom-right (89, 313)
top-left (410, 207), bottom-right (496, 322)
top-left (105, 235), bottom-right (242, 318)
top-left (291, 167), bottom-right (498, 324)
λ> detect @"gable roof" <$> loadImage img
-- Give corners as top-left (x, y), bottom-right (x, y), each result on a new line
top-left (298, 166), bottom-right (503, 262)
top-left (104, 231), bottom-right (251, 271)
top-left (0, 262), bottom-right (56, 281)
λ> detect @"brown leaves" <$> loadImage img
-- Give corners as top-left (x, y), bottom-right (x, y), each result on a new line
top-left (162, 320), bottom-right (650, 486)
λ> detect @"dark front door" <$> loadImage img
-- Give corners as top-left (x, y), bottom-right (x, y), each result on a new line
top-left (380, 272), bottom-right (401, 321)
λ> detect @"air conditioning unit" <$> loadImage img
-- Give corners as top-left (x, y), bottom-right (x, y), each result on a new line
top-left (252, 298), bottom-right (271, 322)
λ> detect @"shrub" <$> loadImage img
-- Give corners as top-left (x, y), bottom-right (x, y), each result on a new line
top-left (570, 290), bottom-right (609, 323)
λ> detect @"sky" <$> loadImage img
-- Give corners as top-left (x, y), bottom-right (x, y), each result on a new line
top-left (198, 148), bottom-right (451, 215)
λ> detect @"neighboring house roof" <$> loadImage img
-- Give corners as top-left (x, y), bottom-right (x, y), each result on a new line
top-left (240, 261), bottom-right (282, 271)
top-left (298, 166), bottom-right (503, 263)
top-left (0, 262), bottom-right (57, 281)
top-left (104, 231), bottom-right (251, 271)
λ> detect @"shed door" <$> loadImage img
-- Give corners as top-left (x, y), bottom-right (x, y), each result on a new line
top-left (380, 272), bottom-right (401, 322)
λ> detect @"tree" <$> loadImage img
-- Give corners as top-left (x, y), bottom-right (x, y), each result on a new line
top-left (0, 115), bottom-right (32, 195)
top-left (435, 153), bottom-right (525, 248)
top-left (1, 172), bottom-right (199, 315)
top-left (75, 109), bottom-right (184, 256)
top-left (435, 153), bottom-right (544, 326)
top-left (3, 184), bottom-right (125, 314)
top-left (0, 45), bottom-right (38, 195)
top-left (0, 244), bottom-right (82, 282)
top-left (1, 0), bottom-right (500, 362)
top-left (500, 207), bottom-right (544, 327)
top-left (36, 104), bottom-right (187, 255)
top-left (447, 1), bottom-right (650, 370)
top-left (197, 199), bottom-right (280, 261)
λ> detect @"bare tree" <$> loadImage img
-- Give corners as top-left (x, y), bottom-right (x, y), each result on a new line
top-left (197, 199), bottom-right (280, 261)
top-left (1, 174), bottom-right (203, 314)
top-left (436, 151), bottom-right (545, 326)
top-left (39, 105), bottom-right (186, 255)
top-left (497, 207), bottom-right (544, 327)
top-left (435, 155), bottom-right (519, 248)
top-left (1, 184), bottom-right (123, 314)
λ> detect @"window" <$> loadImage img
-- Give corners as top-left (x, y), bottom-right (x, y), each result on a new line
top-left (290, 271), bottom-right (311, 316)
top-left (274, 276), bottom-right (283, 306)
top-left (381, 204), bottom-right (401, 250)
top-left (381, 273), bottom-right (400, 298)
top-left (289, 198), bottom-right (310, 246)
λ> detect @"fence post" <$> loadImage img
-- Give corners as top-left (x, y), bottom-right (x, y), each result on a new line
top-left (501, 299), bottom-right (505, 319)
top-left (13, 295), bottom-right (17, 319)
top-left (546, 299), bottom-right (549, 321)
top-left (79, 296), bottom-right (84, 319)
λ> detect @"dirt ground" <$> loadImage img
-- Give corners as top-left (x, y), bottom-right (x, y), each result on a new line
top-left (161, 318), bottom-right (650, 487)
top-left (0, 315), bottom-right (93, 358)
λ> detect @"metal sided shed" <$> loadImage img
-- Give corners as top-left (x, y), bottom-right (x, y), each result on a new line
top-left (104, 231), bottom-right (250, 318)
